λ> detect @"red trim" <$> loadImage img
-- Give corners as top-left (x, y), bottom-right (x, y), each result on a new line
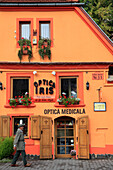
top-left (54, 104), bottom-right (85, 107)
top-left (5, 103), bottom-right (36, 108)
top-left (0, 6), bottom-right (74, 12)
top-left (16, 18), bottom-right (33, 48)
top-left (36, 18), bottom-right (53, 47)
top-left (74, 7), bottom-right (113, 55)
top-left (55, 72), bottom-right (84, 106)
top-left (0, 63), bottom-right (109, 70)
top-left (90, 144), bottom-right (113, 154)
top-left (6, 73), bottom-right (34, 104)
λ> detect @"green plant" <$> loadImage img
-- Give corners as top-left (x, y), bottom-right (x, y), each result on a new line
top-left (18, 38), bottom-right (33, 62)
top-left (8, 98), bottom-right (19, 108)
top-left (38, 38), bottom-right (51, 60)
top-left (57, 93), bottom-right (80, 107)
top-left (0, 137), bottom-right (14, 160)
top-left (20, 92), bottom-right (33, 106)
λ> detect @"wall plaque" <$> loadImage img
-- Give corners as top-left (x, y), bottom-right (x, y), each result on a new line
top-left (94, 102), bottom-right (106, 111)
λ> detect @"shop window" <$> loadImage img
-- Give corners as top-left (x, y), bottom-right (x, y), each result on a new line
top-left (39, 21), bottom-right (50, 39)
top-left (11, 78), bottom-right (30, 98)
top-left (13, 117), bottom-right (28, 137)
top-left (60, 77), bottom-right (78, 98)
top-left (19, 21), bottom-right (31, 40)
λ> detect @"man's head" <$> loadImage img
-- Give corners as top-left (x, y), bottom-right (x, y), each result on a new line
top-left (18, 124), bottom-right (25, 131)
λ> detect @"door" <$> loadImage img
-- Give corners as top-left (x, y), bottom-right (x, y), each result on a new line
top-left (40, 116), bottom-right (52, 159)
top-left (55, 117), bottom-right (76, 158)
top-left (78, 116), bottom-right (89, 159)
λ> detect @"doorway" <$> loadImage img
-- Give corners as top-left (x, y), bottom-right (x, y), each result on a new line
top-left (55, 116), bottom-right (76, 158)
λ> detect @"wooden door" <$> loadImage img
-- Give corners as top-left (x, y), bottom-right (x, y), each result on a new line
top-left (55, 117), bottom-right (76, 158)
top-left (78, 116), bottom-right (89, 159)
top-left (0, 116), bottom-right (10, 137)
top-left (40, 116), bottom-right (52, 159)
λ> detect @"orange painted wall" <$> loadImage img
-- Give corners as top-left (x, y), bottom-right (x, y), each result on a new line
top-left (0, 9), bottom-right (112, 63)
top-left (0, 6), bottom-right (113, 157)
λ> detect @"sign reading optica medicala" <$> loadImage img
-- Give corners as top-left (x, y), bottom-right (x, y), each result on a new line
top-left (44, 108), bottom-right (86, 114)
top-left (94, 102), bottom-right (106, 111)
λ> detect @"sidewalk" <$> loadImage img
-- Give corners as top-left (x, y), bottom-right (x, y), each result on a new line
top-left (1, 159), bottom-right (113, 170)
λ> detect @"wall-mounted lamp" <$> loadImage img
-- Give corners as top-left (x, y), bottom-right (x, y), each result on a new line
top-left (0, 82), bottom-right (3, 90)
top-left (86, 81), bottom-right (89, 90)
top-left (52, 71), bottom-right (56, 75)
top-left (33, 71), bottom-right (37, 75)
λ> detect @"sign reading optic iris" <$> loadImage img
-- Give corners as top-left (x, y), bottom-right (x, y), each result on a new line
top-left (34, 79), bottom-right (55, 95)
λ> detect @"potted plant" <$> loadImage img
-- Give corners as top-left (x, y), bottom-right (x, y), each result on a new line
top-left (19, 92), bottom-right (33, 106)
top-left (18, 38), bottom-right (33, 62)
top-left (57, 92), bottom-right (80, 107)
top-left (38, 38), bottom-right (51, 60)
top-left (70, 150), bottom-right (76, 159)
top-left (8, 98), bottom-right (19, 108)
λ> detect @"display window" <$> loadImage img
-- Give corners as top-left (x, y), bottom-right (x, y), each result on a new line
top-left (13, 117), bottom-right (29, 138)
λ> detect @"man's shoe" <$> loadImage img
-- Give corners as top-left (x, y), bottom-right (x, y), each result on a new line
top-left (24, 163), bottom-right (31, 167)
top-left (11, 164), bottom-right (19, 167)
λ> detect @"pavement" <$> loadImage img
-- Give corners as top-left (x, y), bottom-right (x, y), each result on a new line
top-left (1, 159), bottom-right (113, 170)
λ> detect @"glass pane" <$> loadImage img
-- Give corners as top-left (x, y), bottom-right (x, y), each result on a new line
top-left (61, 78), bottom-right (77, 98)
top-left (57, 138), bottom-right (65, 145)
top-left (57, 121), bottom-right (65, 128)
top-left (21, 24), bottom-right (30, 40)
top-left (41, 23), bottom-right (50, 39)
top-left (66, 138), bottom-right (74, 145)
top-left (57, 147), bottom-right (65, 154)
top-left (66, 146), bottom-right (74, 154)
top-left (66, 129), bottom-right (73, 136)
top-left (13, 79), bottom-right (29, 98)
top-left (14, 117), bottom-right (28, 136)
top-left (71, 78), bottom-right (77, 98)
top-left (66, 120), bottom-right (74, 128)
top-left (57, 129), bottom-right (65, 137)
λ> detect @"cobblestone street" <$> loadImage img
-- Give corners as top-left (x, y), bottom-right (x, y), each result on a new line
top-left (1, 159), bottom-right (113, 170)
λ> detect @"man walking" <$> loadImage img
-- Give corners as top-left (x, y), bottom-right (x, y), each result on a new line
top-left (11, 124), bottom-right (31, 167)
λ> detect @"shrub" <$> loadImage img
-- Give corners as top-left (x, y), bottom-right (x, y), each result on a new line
top-left (0, 137), bottom-right (14, 160)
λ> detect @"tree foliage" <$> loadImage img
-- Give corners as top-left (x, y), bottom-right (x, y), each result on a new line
top-left (80, 0), bottom-right (113, 40)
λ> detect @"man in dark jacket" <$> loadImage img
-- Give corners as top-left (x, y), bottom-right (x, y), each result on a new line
top-left (11, 124), bottom-right (31, 167)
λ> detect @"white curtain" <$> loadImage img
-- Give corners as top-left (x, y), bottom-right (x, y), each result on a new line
top-left (21, 24), bottom-right (30, 40)
top-left (41, 23), bottom-right (50, 39)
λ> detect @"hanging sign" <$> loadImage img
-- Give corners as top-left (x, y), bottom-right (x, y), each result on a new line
top-left (94, 102), bottom-right (106, 111)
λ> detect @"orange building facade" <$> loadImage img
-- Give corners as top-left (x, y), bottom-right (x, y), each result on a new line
top-left (0, 1), bottom-right (113, 159)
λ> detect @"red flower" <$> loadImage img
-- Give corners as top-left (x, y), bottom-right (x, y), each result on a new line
top-left (21, 37), bottom-right (24, 39)
top-left (31, 97), bottom-right (33, 100)
top-left (64, 96), bottom-right (66, 99)
top-left (69, 102), bottom-right (71, 105)
top-left (59, 98), bottom-right (61, 100)
top-left (71, 96), bottom-right (73, 98)
top-left (28, 99), bottom-right (31, 101)
top-left (66, 101), bottom-right (68, 103)
top-left (21, 96), bottom-right (23, 98)
top-left (8, 99), bottom-right (10, 103)
top-left (12, 106), bottom-right (15, 108)
top-left (60, 96), bottom-right (62, 98)
top-left (18, 96), bottom-right (20, 98)
top-left (23, 46), bottom-right (25, 48)
top-left (15, 96), bottom-right (17, 98)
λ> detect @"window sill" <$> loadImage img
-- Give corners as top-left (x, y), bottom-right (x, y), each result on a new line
top-left (4, 103), bottom-right (36, 108)
top-left (54, 103), bottom-right (85, 107)
top-left (104, 83), bottom-right (113, 87)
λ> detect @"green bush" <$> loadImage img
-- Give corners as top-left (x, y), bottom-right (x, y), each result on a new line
top-left (0, 137), bottom-right (14, 160)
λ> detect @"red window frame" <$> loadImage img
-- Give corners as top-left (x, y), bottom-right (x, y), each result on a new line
top-left (36, 18), bottom-right (53, 47)
top-left (55, 72), bottom-right (85, 107)
top-left (16, 18), bottom-right (33, 48)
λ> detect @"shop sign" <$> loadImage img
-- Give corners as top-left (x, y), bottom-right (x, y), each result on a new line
top-left (34, 79), bottom-right (55, 95)
top-left (44, 108), bottom-right (86, 114)
top-left (94, 102), bottom-right (106, 111)
top-left (92, 73), bottom-right (104, 80)
top-left (34, 95), bottom-right (55, 102)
